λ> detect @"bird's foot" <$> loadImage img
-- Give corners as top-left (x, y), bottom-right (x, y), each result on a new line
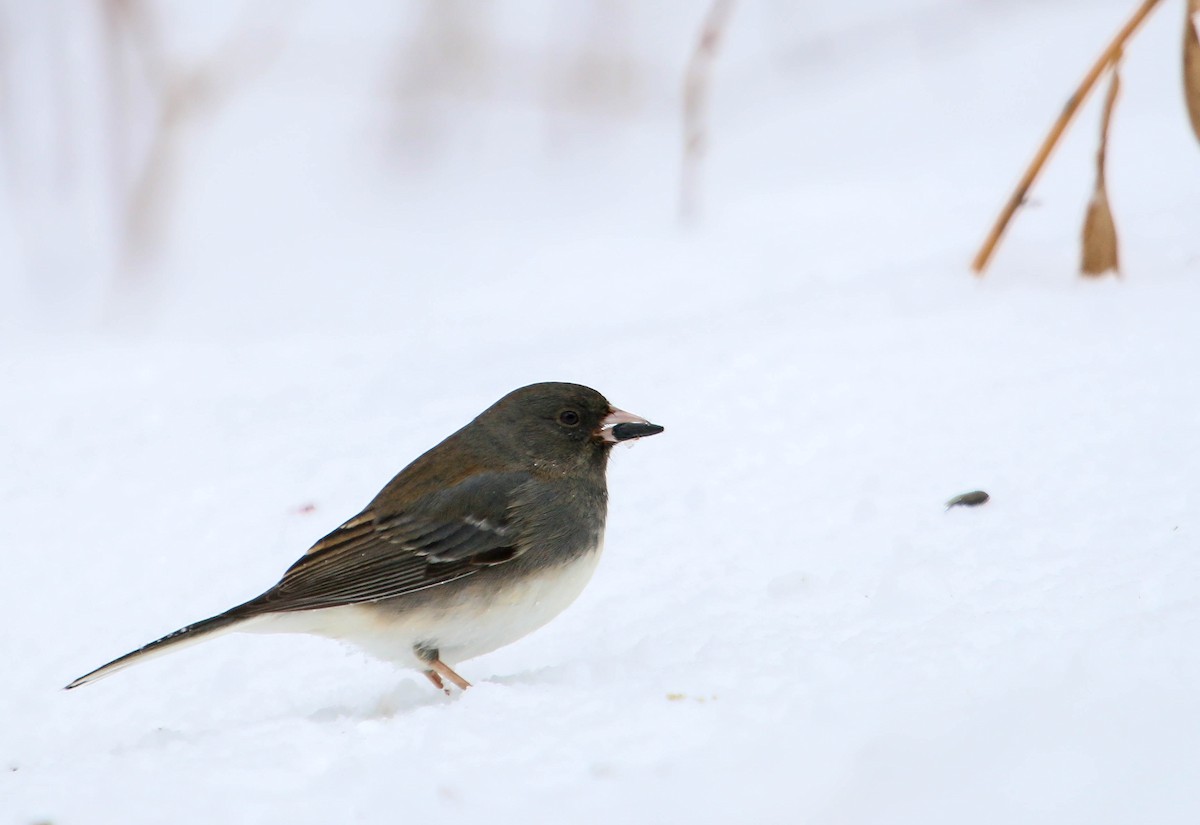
top-left (424, 669), bottom-right (450, 695)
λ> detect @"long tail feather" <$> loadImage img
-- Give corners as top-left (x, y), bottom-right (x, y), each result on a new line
top-left (65, 609), bottom-right (251, 689)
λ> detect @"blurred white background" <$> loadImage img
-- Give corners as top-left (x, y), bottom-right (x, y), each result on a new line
top-left (2, 0), bottom-right (715, 333)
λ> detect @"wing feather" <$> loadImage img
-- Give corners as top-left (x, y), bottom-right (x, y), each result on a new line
top-left (245, 472), bottom-right (528, 614)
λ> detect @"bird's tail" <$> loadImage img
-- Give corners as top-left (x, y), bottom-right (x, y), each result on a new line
top-left (64, 608), bottom-right (254, 690)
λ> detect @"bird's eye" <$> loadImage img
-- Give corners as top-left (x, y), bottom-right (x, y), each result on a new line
top-left (557, 409), bottom-right (581, 427)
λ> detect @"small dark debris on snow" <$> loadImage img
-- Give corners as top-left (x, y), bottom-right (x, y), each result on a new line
top-left (946, 490), bottom-right (989, 509)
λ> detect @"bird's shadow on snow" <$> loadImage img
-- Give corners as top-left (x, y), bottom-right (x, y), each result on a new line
top-left (485, 663), bottom-right (573, 688)
top-left (305, 664), bottom-right (575, 721)
top-left (305, 679), bottom-right (456, 722)
top-left (94, 667), bottom-right (579, 754)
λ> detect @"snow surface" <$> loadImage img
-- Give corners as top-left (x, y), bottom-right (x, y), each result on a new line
top-left (4, 1), bottom-right (1200, 823)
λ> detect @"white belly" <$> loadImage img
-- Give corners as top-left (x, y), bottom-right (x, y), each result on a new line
top-left (252, 545), bottom-right (604, 670)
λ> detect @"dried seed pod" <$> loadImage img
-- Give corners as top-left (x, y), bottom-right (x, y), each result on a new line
top-left (1081, 64), bottom-right (1122, 276)
top-left (946, 490), bottom-right (990, 509)
top-left (1082, 189), bottom-right (1120, 274)
top-left (1185, 0), bottom-right (1200, 144)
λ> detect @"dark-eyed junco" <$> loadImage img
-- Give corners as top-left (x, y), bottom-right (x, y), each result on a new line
top-left (67, 382), bottom-right (663, 693)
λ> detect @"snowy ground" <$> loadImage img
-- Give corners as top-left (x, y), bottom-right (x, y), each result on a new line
top-left (4, 1), bottom-right (1200, 823)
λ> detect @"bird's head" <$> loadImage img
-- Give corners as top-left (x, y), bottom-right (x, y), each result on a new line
top-left (478, 382), bottom-right (663, 471)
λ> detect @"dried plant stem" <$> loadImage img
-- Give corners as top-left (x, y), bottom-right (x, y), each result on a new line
top-left (1184, 0), bottom-right (1200, 143)
top-left (680, 0), bottom-right (735, 223)
top-left (1096, 59), bottom-right (1122, 183)
top-left (971, 0), bottom-right (1164, 275)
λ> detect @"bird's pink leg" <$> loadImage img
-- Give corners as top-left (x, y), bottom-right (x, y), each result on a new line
top-left (428, 659), bottom-right (472, 691)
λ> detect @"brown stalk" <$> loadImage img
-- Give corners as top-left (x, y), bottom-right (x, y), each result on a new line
top-left (1184, 0), bottom-right (1200, 143)
top-left (680, 0), bottom-right (736, 223)
top-left (971, 0), bottom-right (1164, 275)
top-left (1081, 62), bottom-right (1121, 275)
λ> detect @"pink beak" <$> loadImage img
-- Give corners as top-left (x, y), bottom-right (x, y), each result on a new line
top-left (599, 407), bottom-right (665, 443)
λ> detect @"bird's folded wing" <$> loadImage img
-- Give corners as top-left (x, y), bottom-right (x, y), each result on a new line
top-left (246, 472), bottom-right (529, 613)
